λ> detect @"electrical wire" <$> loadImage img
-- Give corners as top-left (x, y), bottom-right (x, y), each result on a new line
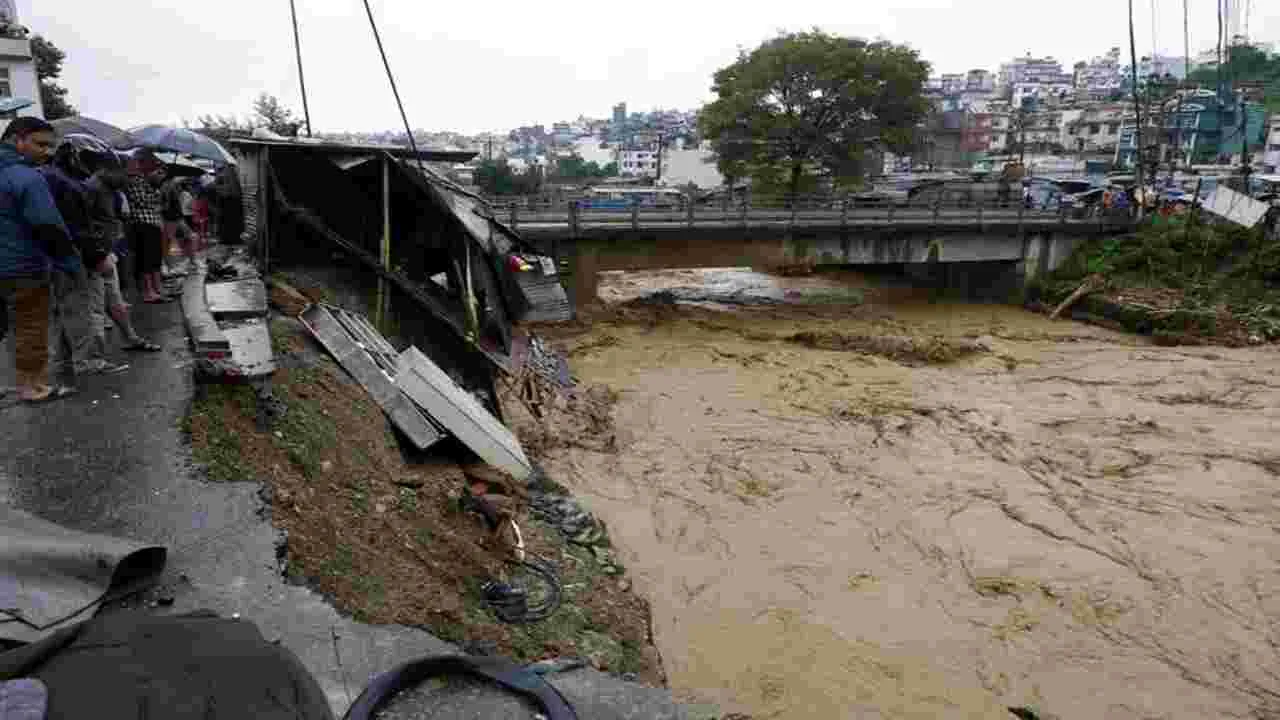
top-left (359, 0), bottom-right (425, 174)
top-left (483, 556), bottom-right (564, 624)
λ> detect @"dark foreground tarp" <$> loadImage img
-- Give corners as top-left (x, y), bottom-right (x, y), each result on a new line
top-left (0, 610), bottom-right (333, 720)
top-left (0, 506), bottom-right (166, 643)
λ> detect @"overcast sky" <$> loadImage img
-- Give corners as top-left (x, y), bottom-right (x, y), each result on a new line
top-left (21, 0), bottom-right (1277, 137)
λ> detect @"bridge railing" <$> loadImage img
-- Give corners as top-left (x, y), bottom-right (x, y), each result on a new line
top-left (482, 194), bottom-right (1138, 234)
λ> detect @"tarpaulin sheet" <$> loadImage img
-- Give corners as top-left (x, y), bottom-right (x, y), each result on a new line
top-left (0, 506), bottom-right (166, 643)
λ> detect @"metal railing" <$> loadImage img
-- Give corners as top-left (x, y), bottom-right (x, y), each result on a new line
top-left (482, 194), bottom-right (1138, 235)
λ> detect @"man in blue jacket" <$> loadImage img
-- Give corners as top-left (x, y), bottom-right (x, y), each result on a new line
top-left (0, 117), bottom-right (78, 404)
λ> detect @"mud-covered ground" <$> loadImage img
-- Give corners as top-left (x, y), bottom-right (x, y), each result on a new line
top-left (522, 269), bottom-right (1280, 719)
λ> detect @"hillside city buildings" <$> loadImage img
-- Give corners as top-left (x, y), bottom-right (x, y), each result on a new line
top-left (326, 38), bottom-right (1277, 190)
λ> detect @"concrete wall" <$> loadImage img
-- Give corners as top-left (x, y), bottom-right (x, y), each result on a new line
top-left (565, 227), bottom-right (1095, 302)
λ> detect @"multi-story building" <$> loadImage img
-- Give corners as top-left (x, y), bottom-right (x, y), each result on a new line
top-left (611, 102), bottom-right (627, 125)
top-left (1262, 114), bottom-right (1280, 172)
top-left (1139, 54), bottom-right (1189, 81)
top-left (989, 110), bottom-right (1012, 152)
top-left (0, 1), bottom-right (46, 127)
top-left (999, 55), bottom-right (1072, 88)
top-left (1011, 81), bottom-right (1075, 110)
top-left (1063, 104), bottom-right (1126, 152)
top-left (1115, 90), bottom-right (1269, 168)
top-left (959, 113), bottom-right (996, 153)
top-left (617, 146), bottom-right (660, 177)
top-left (966, 69), bottom-right (996, 92)
top-left (1074, 47), bottom-right (1125, 100)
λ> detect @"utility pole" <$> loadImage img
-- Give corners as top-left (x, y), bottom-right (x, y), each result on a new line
top-left (1239, 92), bottom-right (1251, 183)
top-left (655, 131), bottom-right (665, 182)
top-left (288, 0), bottom-right (312, 136)
top-left (1128, 0), bottom-right (1145, 200)
top-left (1171, 0), bottom-right (1191, 178)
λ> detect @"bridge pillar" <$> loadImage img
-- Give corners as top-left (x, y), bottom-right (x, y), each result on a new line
top-left (1021, 234), bottom-right (1050, 284)
top-left (568, 244), bottom-right (601, 304)
top-left (1022, 233), bottom-right (1082, 285)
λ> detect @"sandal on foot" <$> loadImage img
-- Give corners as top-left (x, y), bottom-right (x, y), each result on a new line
top-left (20, 385), bottom-right (77, 405)
top-left (124, 339), bottom-right (163, 352)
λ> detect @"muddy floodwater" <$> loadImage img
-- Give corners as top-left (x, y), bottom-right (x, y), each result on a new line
top-left (534, 268), bottom-right (1280, 719)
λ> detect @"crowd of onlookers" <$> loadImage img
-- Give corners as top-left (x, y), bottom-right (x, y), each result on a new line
top-left (0, 117), bottom-right (242, 404)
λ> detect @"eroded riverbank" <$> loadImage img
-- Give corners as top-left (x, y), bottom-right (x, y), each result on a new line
top-left (516, 270), bottom-right (1280, 719)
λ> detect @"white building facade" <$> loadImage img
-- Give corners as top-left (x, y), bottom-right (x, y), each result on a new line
top-left (999, 55), bottom-right (1071, 88)
top-left (0, 0), bottom-right (45, 124)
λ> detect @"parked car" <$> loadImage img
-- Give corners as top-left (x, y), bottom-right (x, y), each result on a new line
top-left (1062, 187), bottom-right (1107, 217)
top-left (849, 187), bottom-right (911, 207)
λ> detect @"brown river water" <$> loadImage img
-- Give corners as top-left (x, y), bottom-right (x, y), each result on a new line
top-left (531, 268), bottom-right (1280, 719)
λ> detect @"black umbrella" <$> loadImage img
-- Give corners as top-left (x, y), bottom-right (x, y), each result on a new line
top-left (50, 116), bottom-right (137, 148)
top-left (127, 125), bottom-right (236, 165)
top-left (164, 158), bottom-right (208, 178)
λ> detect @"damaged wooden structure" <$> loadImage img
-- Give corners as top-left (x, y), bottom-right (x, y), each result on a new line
top-left (227, 138), bottom-right (570, 391)
top-left (227, 138), bottom-right (562, 476)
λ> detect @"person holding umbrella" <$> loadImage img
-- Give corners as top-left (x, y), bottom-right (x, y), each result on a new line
top-left (40, 133), bottom-right (132, 381)
top-left (122, 148), bottom-right (172, 304)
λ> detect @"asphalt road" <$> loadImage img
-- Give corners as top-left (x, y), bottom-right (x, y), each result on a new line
top-left (0, 281), bottom-right (694, 719)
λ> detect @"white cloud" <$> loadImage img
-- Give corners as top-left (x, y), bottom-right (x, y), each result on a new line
top-left (20, 0), bottom-right (1275, 135)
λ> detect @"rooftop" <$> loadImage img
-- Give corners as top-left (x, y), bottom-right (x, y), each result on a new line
top-left (224, 137), bottom-right (477, 163)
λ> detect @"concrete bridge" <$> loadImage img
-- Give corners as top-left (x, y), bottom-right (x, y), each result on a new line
top-left (504, 203), bottom-right (1137, 301)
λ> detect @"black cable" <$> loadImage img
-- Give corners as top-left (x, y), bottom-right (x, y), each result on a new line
top-left (359, 0), bottom-right (425, 174)
top-left (483, 556), bottom-right (564, 624)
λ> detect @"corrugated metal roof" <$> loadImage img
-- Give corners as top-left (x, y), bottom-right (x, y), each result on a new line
top-left (225, 137), bottom-right (477, 163)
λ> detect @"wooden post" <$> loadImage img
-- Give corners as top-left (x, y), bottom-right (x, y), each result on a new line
top-left (570, 199), bottom-right (580, 238)
top-left (260, 148), bottom-right (271, 274)
top-left (630, 200), bottom-right (639, 231)
top-left (686, 195), bottom-right (695, 227)
top-left (721, 194), bottom-right (729, 223)
top-left (377, 154), bottom-right (391, 331)
top-left (509, 202), bottom-right (519, 230)
top-left (888, 200), bottom-right (897, 223)
top-left (840, 198), bottom-right (848, 229)
top-left (739, 195), bottom-right (748, 227)
top-left (932, 198), bottom-right (941, 224)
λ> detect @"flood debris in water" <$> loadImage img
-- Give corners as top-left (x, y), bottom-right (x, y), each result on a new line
top-left (785, 329), bottom-right (991, 364)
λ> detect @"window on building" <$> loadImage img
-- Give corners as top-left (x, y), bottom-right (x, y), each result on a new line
top-left (1106, 122), bottom-right (1119, 134)
top-left (1089, 123), bottom-right (1101, 135)
top-left (1270, 144), bottom-right (1280, 152)
top-left (0, 67), bottom-right (10, 98)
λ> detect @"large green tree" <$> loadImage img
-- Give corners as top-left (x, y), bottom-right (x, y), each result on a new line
top-left (252, 93), bottom-right (301, 136)
top-left (475, 159), bottom-right (542, 196)
top-left (698, 30), bottom-right (930, 197)
top-left (31, 35), bottom-right (75, 119)
top-left (1189, 44), bottom-right (1280, 112)
top-left (551, 153), bottom-right (618, 180)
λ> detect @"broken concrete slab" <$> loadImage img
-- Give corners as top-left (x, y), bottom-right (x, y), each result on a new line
top-left (395, 346), bottom-right (532, 481)
top-left (221, 319), bottom-right (277, 379)
top-left (301, 304), bottom-right (444, 451)
top-left (206, 279), bottom-right (268, 320)
top-left (181, 272), bottom-right (230, 354)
